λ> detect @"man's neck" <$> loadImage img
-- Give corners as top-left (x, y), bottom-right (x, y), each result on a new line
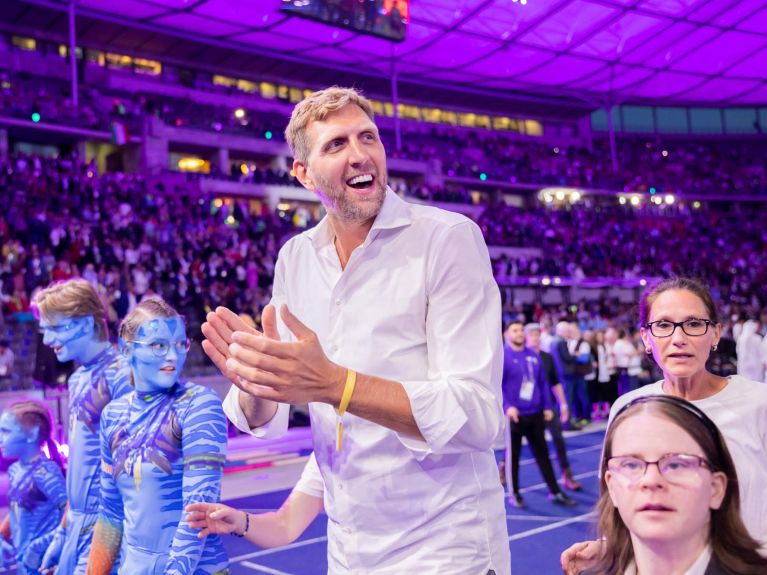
top-left (330, 215), bottom-right (375, 270)
top-left (510, 343), bottom-right (525, 352)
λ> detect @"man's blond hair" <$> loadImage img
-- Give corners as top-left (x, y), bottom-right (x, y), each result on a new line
top-left (285, 86), bottom-right (375, 164)
top-left (33, 279), bottom-right (109, 341)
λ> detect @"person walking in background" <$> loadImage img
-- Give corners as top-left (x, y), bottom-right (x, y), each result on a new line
top-left (501, 320), bottom-right (576, 509)
top-left (524, 323), bottom-right (582, 492)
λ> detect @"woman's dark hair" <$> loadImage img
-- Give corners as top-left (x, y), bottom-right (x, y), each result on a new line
top-left (639, 277), bottom-right (719, 326)
top-left (593, 395), bottom-right (767, 575)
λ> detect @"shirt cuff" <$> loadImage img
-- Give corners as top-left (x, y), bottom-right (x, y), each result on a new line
top-left (395, 378), bottom-right (469, 461)
top-left (222, 385), bottom-right (289, 439)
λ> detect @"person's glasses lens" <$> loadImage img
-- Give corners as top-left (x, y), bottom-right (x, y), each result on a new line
top-left (681, 320), bottom-right (708, 336)
top-left (150, 341), bottom-right (170, 357)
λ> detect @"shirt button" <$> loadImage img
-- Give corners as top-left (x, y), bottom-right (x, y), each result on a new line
top-left (331, 344), bottom-right (339, 352)
top-left (335, 298), bottom-right (342, 306)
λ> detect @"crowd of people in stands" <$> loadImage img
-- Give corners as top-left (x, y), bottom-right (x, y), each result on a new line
top-left (484, 200), bottom-right (767, 308)
top-left (4, 72), bottom-right (766, 199)
top-left (3, 153), bottom-right (767, 324)
top-left (0, 153), bottom-right (298, 344)
top-left (382, 125), bottom-right (767, 196)
top-left (1, 152), bottom-right (765, 390)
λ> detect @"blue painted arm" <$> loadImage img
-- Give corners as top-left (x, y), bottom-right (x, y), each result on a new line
top-left (163, 388), bottom-right (227, 575)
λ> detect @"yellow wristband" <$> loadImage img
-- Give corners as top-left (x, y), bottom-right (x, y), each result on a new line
top-left (337, 369), bottom-right (357, 416)
top-left (336, 369), bottom-right (357, 451)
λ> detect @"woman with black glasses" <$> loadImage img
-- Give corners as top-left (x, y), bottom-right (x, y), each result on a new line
top-left (562, 277), bottom-right (767, 574)
top-left (593, 396), bottom-right (766, 574)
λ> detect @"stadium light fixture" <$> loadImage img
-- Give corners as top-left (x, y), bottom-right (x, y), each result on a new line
top-left (570, 191), bottom-right (581, 202)
top-left (234, 108), bottom-right (246, 119)
top-left (664, 194), bottom-right (675, 205)
top-left (693, 201), bottom-right (702, 209)
top-left (630, 196), bottom-right (640, 206)
top-left (619, 197), bottom-right (627, 205)
top-left (555, 191), bottom-right (565, 201)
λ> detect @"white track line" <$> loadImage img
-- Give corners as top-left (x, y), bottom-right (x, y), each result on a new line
top-left (518, 442), bottom-right (603, 467)
top-left (508, 512), bottom-right (595, 541)
top-left (518, 470), bottom-right (598, 494)
top-left (230, 536), bottom-right (328, 562)
top-left (506, 514), bottom-right (570, 521)
top-left (240, 561), bottom-right (295, 575)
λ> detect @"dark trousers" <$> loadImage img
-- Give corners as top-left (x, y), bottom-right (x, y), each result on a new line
top-left (506, 412), bottom-right (560, 495)
top-left (617, 368), bottom-right (638, 397)
top-left (564, 376), bottom-right (591, 420)
top-left (546, 407), bottom-right (570, 473)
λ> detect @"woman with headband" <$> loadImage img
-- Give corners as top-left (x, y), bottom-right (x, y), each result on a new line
top-left (592, 395), bottom-right (766, 574)
top-left (562, 277), bottom-right (767, 573)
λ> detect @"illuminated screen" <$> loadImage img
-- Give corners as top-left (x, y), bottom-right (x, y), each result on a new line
top-left (281, 0), bottom-right (409, 42)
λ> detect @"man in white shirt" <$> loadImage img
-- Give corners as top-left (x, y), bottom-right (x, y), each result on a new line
top-left (201, 87), bottom-right (510, 575)
top-left (612, 329), bottom-right (638, 396)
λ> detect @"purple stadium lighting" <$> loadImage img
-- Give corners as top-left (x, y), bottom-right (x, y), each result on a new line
top-left (13, 0), bottom-right (765, 106)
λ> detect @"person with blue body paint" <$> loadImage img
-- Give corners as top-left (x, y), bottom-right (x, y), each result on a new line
top-left (33, 279), bottom-right (132, 575)
top-left (0, 400), bottom-right (67, 574)
top-left (86, 298), bottom-right (229, 575)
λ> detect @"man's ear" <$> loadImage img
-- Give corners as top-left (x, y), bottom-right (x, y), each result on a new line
top-left (293, 160), bottom-right (314, 192)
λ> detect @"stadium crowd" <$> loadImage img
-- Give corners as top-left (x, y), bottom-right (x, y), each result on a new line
top-left (4, 73), bottom-right (766, 199)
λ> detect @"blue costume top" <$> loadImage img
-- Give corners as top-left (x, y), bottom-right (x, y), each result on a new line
top-left (501, 346), bottom-right (552, 416)
top-left (67, 346), bottom-right (132, 514)
top-left (97, 382), bottom-right (229, 575)
top-left (48, 345), bottom-right (132, 575)
top-left (7, 457), bottom-right (67, 574)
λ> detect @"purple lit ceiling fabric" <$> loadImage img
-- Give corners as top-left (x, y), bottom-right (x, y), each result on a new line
top-left (70, 0), bottom-right (767, 104)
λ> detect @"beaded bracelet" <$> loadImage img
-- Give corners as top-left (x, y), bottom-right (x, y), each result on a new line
top-left (233, 512), bottom-right (250, 537)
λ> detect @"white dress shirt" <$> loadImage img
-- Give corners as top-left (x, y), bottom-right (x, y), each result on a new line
top-left (224, 189), bottom-right (510, 574)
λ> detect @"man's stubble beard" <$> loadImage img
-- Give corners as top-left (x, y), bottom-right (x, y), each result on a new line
top-left (315, 173), bottom-right (387, 225)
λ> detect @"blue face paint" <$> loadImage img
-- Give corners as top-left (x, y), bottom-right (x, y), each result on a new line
top-left (127, 317), bottom-right (188, 393)
top-left (40, 314), bottom-right (95, 363)
top-left (0, 411), bottom-right (35, 459)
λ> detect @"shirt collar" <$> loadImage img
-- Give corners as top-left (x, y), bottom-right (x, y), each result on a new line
top-left (307, 187), bottom-right (412, 250)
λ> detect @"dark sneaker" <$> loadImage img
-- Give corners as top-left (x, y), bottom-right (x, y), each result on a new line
top-left (509, 493), bottom-right (527, 509)
top-left (549, 492), bottom-right (577, 506)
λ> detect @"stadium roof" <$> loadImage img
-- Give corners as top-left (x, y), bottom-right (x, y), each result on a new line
top-left (4, 0), bottom-right (767, 111)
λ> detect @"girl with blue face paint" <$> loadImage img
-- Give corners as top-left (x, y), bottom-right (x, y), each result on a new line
top-left (34, 279), bottom-right (132, 575)
top-left (87, 297), bottom-right (229, 575)
top-left (0, 400), bottom-right (67, 574)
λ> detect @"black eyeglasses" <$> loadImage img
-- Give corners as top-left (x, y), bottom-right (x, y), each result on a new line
top-left (644, 318), bottom-right (714, 338)
top-left (607, 454), bottom-right (712, 485)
